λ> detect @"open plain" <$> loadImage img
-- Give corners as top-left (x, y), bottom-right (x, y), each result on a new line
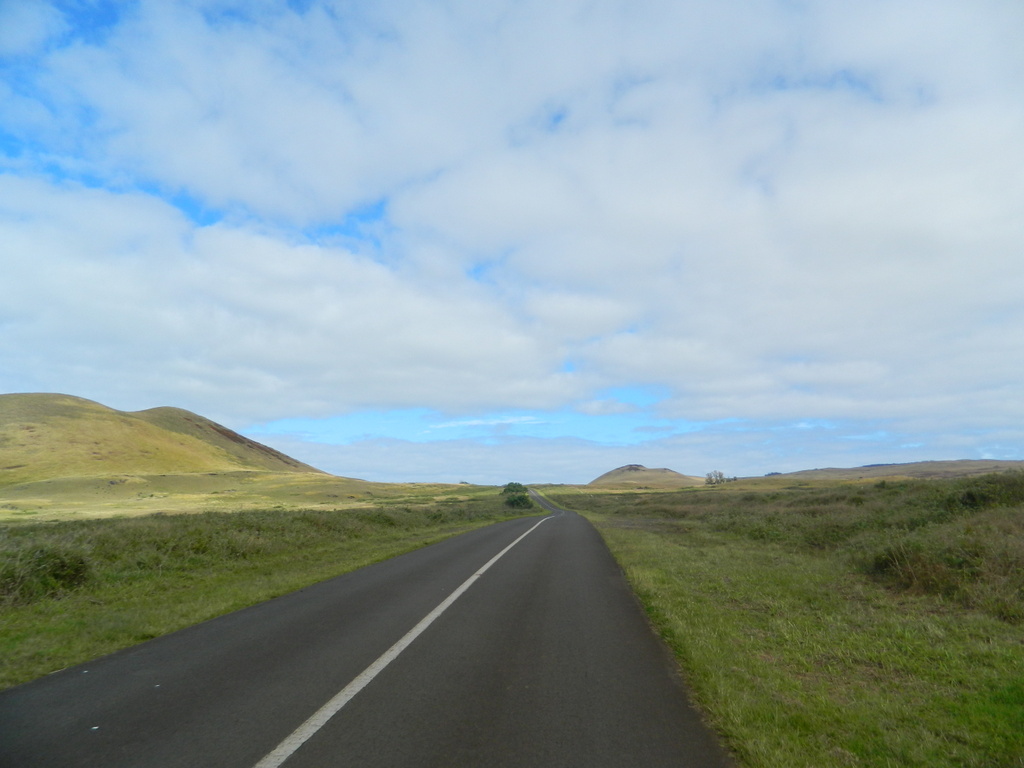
top-left (3, 394), bottom-right (1023, 766)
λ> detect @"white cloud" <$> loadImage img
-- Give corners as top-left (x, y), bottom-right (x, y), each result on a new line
top-left (2, 0), bottom-right (1024, 480)
top-left (575, 399), bottom-right (638, 417)
top-left (0, 0), bottom-right (66, 57)
top-left (431, 416), bottom-right (546, 430)
top-left (0, 175), bottom-right (583, 422)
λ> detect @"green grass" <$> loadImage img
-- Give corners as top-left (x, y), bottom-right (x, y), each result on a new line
top-left (1, 492), bottom-right (531, 690)
top-left (546, 474), bottom-right (1024, 768)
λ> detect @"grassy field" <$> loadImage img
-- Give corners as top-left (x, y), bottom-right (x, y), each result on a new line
top-left (0, 488), bottom-right (530, 690)
top-left (546, 473), bottom-right (1024, 768)
top-left (0, 469), bottom-right (486, 522)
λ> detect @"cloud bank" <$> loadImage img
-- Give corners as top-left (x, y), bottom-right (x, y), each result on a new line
top-left (2, 0), bottom-right (1023, 482)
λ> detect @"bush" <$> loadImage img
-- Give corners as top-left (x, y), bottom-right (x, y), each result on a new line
top-left (504, 493), bottom-right (533, 509)
top-left (944, 471), bottom-right (1024, 511)
top-left (501, 482), bottom-right (534, 509)
top-left (0, 546), bottom-right (92, 604)
top-left (857, 509), bottom-right (1024, 620)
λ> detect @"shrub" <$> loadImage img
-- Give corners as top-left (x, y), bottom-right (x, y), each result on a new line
top-left (501, 482), bottom-right (534, 509)
top-left (504, 493), bottom-right (533, 509)
top-left (0, 546), bottom-right (92, 604)
top-left (854, 508), bottom-right (1024, 621)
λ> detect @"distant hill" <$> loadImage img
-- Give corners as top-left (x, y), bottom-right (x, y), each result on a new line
top-left (0, 393), bottom-right (322, 487)
top-left (778, 460), bottom-right (1024, 481)
top-left (589, 464), bottom-right (704, 488)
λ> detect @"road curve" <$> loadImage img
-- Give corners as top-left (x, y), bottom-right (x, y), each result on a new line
top-left (1, 499), bottom-right (733, 768)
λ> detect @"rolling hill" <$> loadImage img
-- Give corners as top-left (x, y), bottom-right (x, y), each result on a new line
top-left (0, 393), bottom-right (322, 487)
top-left (589, 464), bottom-right (704, 488)
top-left (776, 459), bottom-right (1024, 481)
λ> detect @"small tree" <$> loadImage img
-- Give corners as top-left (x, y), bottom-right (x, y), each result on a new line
top-left (504, 493), bottom-right (533, 508)
top-left (705, 470), bottom-right (726, 486)
top-left (502, 482), bottom-right (533, 508)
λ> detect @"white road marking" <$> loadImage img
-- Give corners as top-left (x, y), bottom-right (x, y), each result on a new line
top-left (252, 515), bottom-right (554, 768)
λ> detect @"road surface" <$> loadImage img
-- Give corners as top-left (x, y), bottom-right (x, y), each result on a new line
top-left (1, 496), bottom-right (733, 767)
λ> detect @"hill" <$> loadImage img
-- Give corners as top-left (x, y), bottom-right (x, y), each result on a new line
top-left (776, 459), bottom-right (1024, 481)
top-left (589, 464), bottom-right (704, 488)
top-left (0, 393), bottom-right (322, 487)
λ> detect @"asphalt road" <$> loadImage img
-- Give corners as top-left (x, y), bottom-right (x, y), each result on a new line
top-left (1, 496), bottom-right (733, 767)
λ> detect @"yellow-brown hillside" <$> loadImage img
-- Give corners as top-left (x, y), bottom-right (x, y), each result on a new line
top-left (588, 464), bottom-right (704, 488)
top-left (0, 393), bottom-right (322, 487)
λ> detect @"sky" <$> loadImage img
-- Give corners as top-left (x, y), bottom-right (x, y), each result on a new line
top-left (2, 0), bottom-right (1023, 485)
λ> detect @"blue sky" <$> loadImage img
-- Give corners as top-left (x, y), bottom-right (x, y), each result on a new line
top-left (250, 386), bottom-right (697, 444)
top-left (2, 1), bottom-right (1024, 483)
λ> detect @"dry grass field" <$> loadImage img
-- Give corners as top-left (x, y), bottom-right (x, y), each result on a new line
top-left (0, 470), bottom-right (481, 522)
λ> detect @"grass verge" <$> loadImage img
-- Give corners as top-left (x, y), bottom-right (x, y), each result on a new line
top-left (1, 493), bottom-right (524, 690)
top-left (547, 475), bottom-right (1024, 768)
